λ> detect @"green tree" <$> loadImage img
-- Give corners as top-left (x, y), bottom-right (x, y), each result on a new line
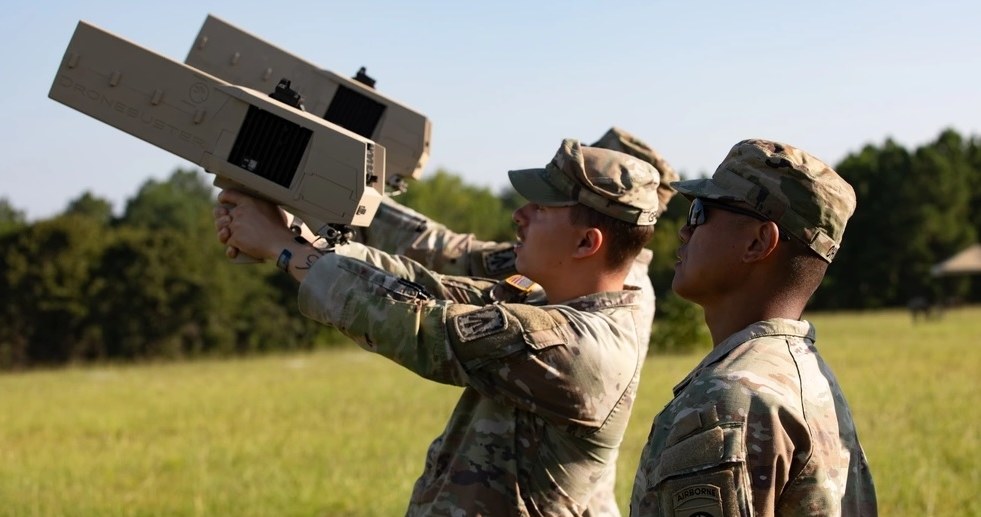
top-left (64, 191), bottom-right (114, 225)
top-left (399, 170), bottom-right (517, 242)
top-left (818, 140), bottom-right (912, 308)
top-left (817, 129), bottom-right (978, 309)
top-left (646, 189), bottom-right (688, 298)
top-left (968, 135), bottom-right (981, 235)
top-left (966, 135), bottom-right (981, 300)
top-left (86, 226), bottom-right (222, 359)
top-left (649, 291), bottom-right (712, 354)
top-left (0, 215), bottom-right (109, 367)
top-left (95, 165), bottom-right (325, 359)
top-left (910, 129), bottom-right (976, 302)
top-left (643, 176), bottom-right (713, 354)
top-left (0, 197), bottom-right (26, 237)
top-left (121, 168), bottom-right (215, 232)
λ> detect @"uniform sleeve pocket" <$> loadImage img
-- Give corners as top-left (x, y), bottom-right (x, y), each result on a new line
top-left (522, 326), bottom-right (567, 350)
top-left (651, 424), bottom-right (751, 517)
top-left (337, 258), bottom-right (431, 301)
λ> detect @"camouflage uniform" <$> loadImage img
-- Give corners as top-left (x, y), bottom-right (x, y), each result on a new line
top-left (629, 319), bottom-right (877, 516)
top-left (357, 131), bottom-right (673, 515)
top-left (356, 196), bottom-right (653, 345)
top-left (354, 127), bottom-right (679, 351)
top-left (299, 139), bottom-right (663, 516)
top-left (353, 197), bottom-right (650, 516)
top-left (630, 140), bottom-right (877, 516)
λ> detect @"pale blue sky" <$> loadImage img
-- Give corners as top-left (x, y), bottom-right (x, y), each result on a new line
top-left (3, 0), bottom-right (979, 220)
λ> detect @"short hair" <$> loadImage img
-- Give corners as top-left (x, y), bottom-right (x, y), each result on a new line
top-left (569, 203), bottom-right (654, 270)
top-left (782, 236), bottom-right (829, 299)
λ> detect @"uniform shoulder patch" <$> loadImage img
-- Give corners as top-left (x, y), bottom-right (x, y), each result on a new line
top-left (672, 484), bottom-right (724, 517)
top-left (453, 306), bottom-right (508, 342)
top-left (504, 275), bottom-right (536, 292)
top-left (489, 275), bottom-right (539, 303)
top-left (481, 247), bottom-right (517, 276)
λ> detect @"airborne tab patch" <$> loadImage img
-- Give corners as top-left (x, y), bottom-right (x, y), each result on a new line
top-left (672, 484), bottom-right (724, 517)
top-left (453, 306), bottom-right (508, 342)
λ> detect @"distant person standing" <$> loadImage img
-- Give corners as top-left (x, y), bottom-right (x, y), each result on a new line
top-left (630, 139), bottom-right (877, 516)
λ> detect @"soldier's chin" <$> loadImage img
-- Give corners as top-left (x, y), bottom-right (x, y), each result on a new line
top-left (670, 274), bottom-right (698, 304)
top-left (514, 256), bottom-right (526, 274)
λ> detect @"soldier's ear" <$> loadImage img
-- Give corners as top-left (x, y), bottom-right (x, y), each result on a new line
top-left (573, 227), bottom-right (603, 259)
top-left (744, 221), bottom-right (780, 262)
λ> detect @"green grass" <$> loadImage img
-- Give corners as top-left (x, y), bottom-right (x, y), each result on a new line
top-left (1, 307), bottom-right (978, 516)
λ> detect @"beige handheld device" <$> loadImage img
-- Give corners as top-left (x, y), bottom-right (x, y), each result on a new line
top-left (185, 14), bottom-right (430, 192)
top-left (49, 21), bottom-right (385, 252)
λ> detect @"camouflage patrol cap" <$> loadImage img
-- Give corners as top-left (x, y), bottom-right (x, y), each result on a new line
top-left (672, 139), bottom-right (856, 262)
top-left (590, 127), bottom-right (678, 215)
top-left (508, 139), bottom-right (661, 226)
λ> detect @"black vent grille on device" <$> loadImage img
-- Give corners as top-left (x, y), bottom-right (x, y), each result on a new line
top-left (324, 85), bottom-right (386, 139)
top-left (228, 106), bottom-right (312, 188)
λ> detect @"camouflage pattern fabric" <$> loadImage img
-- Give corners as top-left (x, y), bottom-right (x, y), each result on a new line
top-left (630, 319), bottom-right (878, 516)
top-left (354, 196), bottom-right (520, 278)
top-left (590, 127), bottom-right (679, 216)
top-left (299, 242), bottom-right (647, 516)
top-left (354, 198), bottom-right (654, 516)
top-left (355, 197), bottom-right (655, 516)
top-left (351, 125), bottom-right (675, 344)
top-left (508, 139), bottom-right (661, 226)
top-left (343, 130), bottom-right (670, 514)
top-left (670, 139), bottom-right (857, 263)
top-left (355, 196), bottom-right (656, 349)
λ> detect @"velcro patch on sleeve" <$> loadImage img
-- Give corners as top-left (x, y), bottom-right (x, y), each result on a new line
top-left (480, 247), bottom-right (517, 276)
top-left (453, 306), bottom-right (508, 343)
top-left (504, 275), bottom-right (536, 293)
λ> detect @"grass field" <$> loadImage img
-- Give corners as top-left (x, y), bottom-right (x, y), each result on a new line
top-left (1, 307), bottom-right (978, 516)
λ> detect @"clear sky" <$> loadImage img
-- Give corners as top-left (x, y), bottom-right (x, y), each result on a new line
top-left (3, 0), bottom-right (980, 220)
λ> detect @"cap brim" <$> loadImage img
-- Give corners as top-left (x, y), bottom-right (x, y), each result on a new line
top-left (670, 178), bottom-right (742, 201)
top-left (508, 168), bottom-right (577, 206)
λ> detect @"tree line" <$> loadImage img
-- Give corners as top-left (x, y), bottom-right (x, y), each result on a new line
top-left (0, 170), bottom-right (339, 369)
top-left (1, 128), bottom-right (978, 368)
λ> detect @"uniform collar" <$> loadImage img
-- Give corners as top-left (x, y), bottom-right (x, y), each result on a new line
top-left (562, 288), bottom-right (642, 312)
top-left (671, 318), bottom-right (815, 396)
top-left (635, 248), bottom-right (654, 266)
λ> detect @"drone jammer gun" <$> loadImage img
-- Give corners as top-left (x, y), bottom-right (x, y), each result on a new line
top-left (186, 14), bottom-right (431, 192)
top-left (48, 21), bottom-right (384, 243)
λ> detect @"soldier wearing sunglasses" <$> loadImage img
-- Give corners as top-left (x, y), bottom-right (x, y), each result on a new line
top-left (630, 139), bottom-right (878, 516)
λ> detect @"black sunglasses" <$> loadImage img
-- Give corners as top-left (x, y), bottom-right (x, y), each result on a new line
top-left (687, 198), bottom-right (790, 241)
